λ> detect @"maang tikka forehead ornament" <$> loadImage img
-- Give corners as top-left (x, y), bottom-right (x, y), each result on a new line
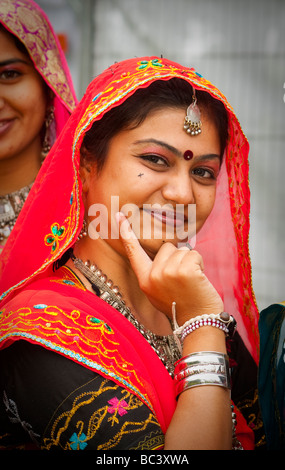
top-left (183, 88), bottom-right (202, 136)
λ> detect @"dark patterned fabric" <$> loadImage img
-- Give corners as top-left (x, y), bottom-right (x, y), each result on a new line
top-left (0, 341), bottom-right (164, 450)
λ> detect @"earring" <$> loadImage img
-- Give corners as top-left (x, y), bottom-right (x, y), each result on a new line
top-left (77, 219), bottom-right (88, 240)
top-left (41, 105), bottom-right (55, 161)
top-left (183, 89), bottom-right (202, 136)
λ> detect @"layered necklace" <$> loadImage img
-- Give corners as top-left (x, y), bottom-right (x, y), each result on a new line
top-left (0, 182), bottom-right (33, 243)
top-left (71, 253), bottom-right (182, 376)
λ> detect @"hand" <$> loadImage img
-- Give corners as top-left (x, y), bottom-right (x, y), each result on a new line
top-left (116, 213), bottom-right (224, 325)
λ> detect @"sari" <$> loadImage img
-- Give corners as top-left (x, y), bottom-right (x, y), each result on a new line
top-left (258, 302), bottom-right (285, 449)
top-left (0, 56), bottom-right (260, 449)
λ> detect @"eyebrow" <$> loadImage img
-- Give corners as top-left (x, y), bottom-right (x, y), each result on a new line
top-left (133, 138), bottom-right (221, 161)
top-left (0, 58), bottom-right (30, 67)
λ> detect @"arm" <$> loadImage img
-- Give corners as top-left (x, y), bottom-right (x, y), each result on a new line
top-left (117, 213), bottom-right (232, 450)
top-left (164, 328), bottom-right (232, 450)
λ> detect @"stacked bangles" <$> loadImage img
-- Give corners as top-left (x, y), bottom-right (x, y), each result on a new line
top-left (174, 351), bottom-right (231, 398)
top-left (171, 304), bottom-right (242, 449)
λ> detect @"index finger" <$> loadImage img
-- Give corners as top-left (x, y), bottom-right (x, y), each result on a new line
top-left (115, 212), bottom-right (152, 281)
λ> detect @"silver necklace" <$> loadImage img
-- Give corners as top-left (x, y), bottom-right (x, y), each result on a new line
top-left (71, 253), bottom-right (182, 375)
top-left (0, 182), bottom-right (33, 242)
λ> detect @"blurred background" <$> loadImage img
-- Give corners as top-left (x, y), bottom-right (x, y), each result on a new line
top-left (36, 0), bottom-right (285, 312)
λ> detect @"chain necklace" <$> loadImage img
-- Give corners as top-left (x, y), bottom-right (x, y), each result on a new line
top-left (0, 182), bottom-right (33, 243)
top-left (71, 253), bottom-right (182, 375)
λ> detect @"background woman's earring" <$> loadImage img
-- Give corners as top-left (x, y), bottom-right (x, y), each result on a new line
top-left (77, 220), bottom-right (88, 240)
top-left (41, 105), bottom-right (55, 161)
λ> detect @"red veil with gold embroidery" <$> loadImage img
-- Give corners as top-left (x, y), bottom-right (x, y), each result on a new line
top-left (0, 57), bottom-right (259, 447)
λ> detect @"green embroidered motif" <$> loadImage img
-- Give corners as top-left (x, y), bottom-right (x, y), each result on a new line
top-left (44, 223), bottom-right (66, 253)
top-left (89, 317), bottom-right (113, 334)
top-left (137, 59), bottom-right (163, 70)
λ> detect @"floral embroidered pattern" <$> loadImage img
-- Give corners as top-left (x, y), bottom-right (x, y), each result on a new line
top-left (44, 223), bottom-right (66, 253)
top-left (137, 58), bottom-right (163, 70)
top-left (107, 397), bottom-right (129, 425)
top-left (69, 432), bottom-right (88, 450)
top-left (41, 377), bottom-right (163, 450)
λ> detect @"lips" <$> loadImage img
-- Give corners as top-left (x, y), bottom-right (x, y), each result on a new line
top-left (0, 119), bottom-right (15, 135)
top-left (143, 207), bottom-right (187, 227)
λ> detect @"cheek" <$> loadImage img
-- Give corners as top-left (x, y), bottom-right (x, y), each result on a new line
top-left (195, 188), bottom-right (216, 221)
top-left (20, 82), bottom-right (47, 122)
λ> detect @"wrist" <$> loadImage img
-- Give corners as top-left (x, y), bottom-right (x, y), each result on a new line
top-left (174, 305), bottom-right (224, 327)
top-left (182, 326), bottom-right (227, 355)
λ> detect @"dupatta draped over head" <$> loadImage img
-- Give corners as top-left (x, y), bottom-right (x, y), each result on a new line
top-left (0, 0), bottom-right (77, 137)
top-left (0, 56), bottom-right (259, 446)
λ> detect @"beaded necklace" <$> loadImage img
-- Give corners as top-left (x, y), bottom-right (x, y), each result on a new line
top-left (71, 253), bottom-right (182, 376)
top-left (0, 182), bottom-right (33, 243)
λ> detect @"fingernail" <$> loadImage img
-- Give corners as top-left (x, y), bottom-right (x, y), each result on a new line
top-left (115, 212), bottom-right (125, 224)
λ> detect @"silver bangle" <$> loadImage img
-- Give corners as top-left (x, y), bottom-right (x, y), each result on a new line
top-left (174, 361), bottom-right (228, 382)
top-left (174, 352), bottom-right (231, 398)
top-left (174, 351), bottom-right (229, 374)
top-left (175, 371), bottom-right (231, 397)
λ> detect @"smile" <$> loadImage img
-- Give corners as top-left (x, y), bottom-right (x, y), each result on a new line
top-left (0, 119), bottom-right (14, 135)
top-left (143, 207), bottom-right (186, 228)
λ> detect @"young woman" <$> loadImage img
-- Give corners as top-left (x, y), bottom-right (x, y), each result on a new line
top-left (0, 0), bottom-right (77, 251)
top-left (0, 57), bottom-right (260, 450)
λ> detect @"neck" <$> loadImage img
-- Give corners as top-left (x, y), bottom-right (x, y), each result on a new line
top-left (70, 236), bottom-right (172, 335)
top-left (0, 141), bottom-right (42, 195)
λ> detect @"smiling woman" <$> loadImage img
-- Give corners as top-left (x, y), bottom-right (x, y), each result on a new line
top-left (0, 57), bottom-right (261, 450)
top-left (0, 0), bottom-right (77, 251)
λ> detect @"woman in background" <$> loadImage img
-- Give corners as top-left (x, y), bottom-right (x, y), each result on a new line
top-left (0, 0), bottom-right (77, 252)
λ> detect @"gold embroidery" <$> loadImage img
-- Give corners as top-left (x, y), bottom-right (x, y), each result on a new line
top-left (50, 266), bottom-right (87, 291)
top-left (42, 379), bottom-right (162, 450)
top-left (0, 303), bottom-right (152, 411)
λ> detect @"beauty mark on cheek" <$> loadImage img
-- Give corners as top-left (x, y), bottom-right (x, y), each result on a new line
top-left (183, 150), bottom-right (193, 160)
top-left (138, 173), bottom-right (144, 177)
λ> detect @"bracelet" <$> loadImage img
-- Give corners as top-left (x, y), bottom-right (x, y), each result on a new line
top-left (174, 351), bottom-right (229, 374)
top-left (174, 352), bottom-right (231, 398)
top-left (171, 302), bottom-right (236, 339)
top-left (174, 360), bottom-right (228, 382)
top-left (175, 371), bottom-right (231, 396)
top-left (181, 317), bottom-right (229, 342)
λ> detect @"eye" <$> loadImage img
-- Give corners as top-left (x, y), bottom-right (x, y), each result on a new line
top-left (140, 154), bottom-right (168, 166)
top-left (192, 167), bottom-right (214, 179)
top-left (0, 69), bottom-right (22, 80)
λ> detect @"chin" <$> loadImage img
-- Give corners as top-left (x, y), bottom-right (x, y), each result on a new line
top-left (139, 236), bottom-right (186, 259)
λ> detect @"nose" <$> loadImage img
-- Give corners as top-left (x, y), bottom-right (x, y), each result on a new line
top-left (162, 170), bottom-right (194, 205)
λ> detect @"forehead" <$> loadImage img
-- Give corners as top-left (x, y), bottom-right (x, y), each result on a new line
top-left (0, 28), bottom-right (29, 60)
top-left (116, 107), bottom-right (221, 155)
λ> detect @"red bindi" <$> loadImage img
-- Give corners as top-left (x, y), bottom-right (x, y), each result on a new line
top-left (183, 150), bottom-right (193, 160)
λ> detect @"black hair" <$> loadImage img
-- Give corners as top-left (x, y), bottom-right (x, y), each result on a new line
top-left (0, 24), bottom-right (30, 57)
top-left (81, 78), bottom-right (228, 172)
